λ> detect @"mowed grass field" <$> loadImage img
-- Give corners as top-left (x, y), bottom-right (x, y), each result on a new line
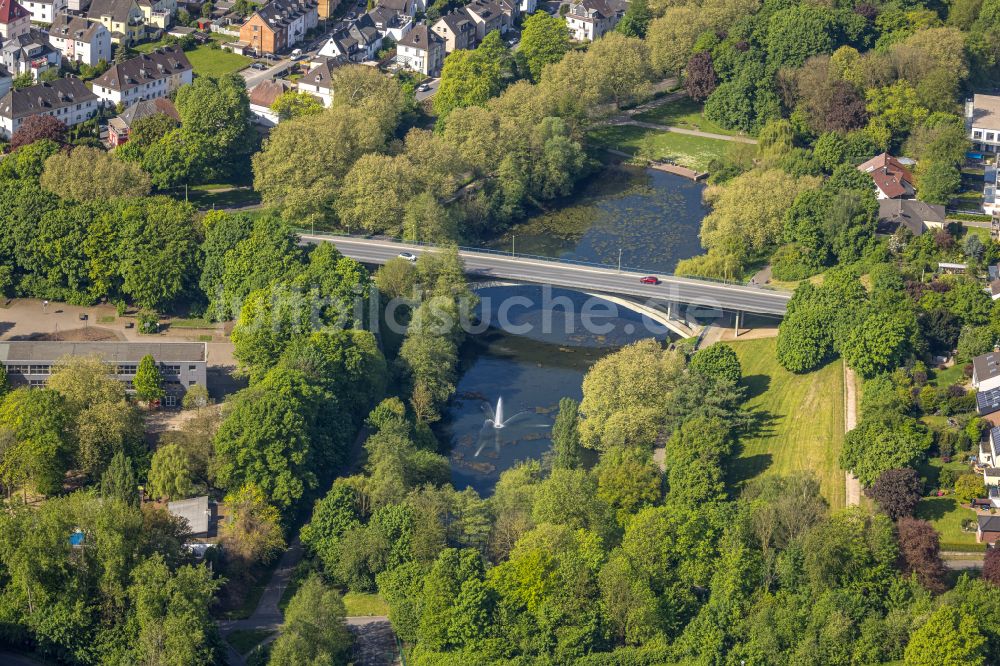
top-left (135, 36), bottom-right (251, 77)
top-left (588, 125), bottom-right (731, 172)
top-left (726, 337), bottom-right (846, 509)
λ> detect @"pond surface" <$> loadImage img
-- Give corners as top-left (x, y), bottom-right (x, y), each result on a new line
top-left (482, 165), bottom-right (709, 274)
top-left (443, 167), bottom-right (709, 495)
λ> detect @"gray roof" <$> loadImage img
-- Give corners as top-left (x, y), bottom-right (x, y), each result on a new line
top-left (167, 496), bottom-right (211, 535)
top-left (0, 341), bottom-right (206, 363)
top-left (252, 0), bottom-right (318, 30)
top-left (975, 351), bottom-right (1000, 382)
top-left (464, 0), bottom-right (503, 21)
top-left (87, 0), bottom-right (137, 22)
top-left (48, 14), bottom-right (105, 42)
top-left (877, 199), bottom-right (946, 235)
top-left (118, 96), bottom-right (179, 127)
top-left (92, 47), bottom-right (191, 92)
top-left (971, 94), bottom-right (1000, 132)
top-left (434, 10), bottom-right (473, 32)
top-left (0, 77), bottom-right (96, 120)
top-left (300, 58), bottom-right (335, 88)
top-left (398, 24), bottom-right (441, 50)
top-left (979, 514), bottom-right (1000, 532)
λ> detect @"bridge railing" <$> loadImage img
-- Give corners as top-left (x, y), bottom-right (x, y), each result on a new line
top-left (298, 230), bottom-right (787, 292)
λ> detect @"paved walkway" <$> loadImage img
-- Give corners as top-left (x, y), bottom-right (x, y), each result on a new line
top-left (844, 364), bottom-right (861, 507)
top-left (609, 117), bottom-right (759, 144)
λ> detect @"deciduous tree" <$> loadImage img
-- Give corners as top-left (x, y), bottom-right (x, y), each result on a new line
top-left (865, 467), bottom-right (922, 519)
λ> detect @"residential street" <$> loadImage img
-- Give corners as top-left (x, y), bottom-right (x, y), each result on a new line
top-left (415, 77), bottom-right (440, 102)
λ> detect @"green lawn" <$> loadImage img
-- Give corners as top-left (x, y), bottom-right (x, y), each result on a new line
top-left (914, 496), bottom-right (984, 552)
top-left (726, 337), bottom-right (847, 509)
top-left (186, 184), bottom-right (261, 209)
top-left (135, 37), bottom-right (251, 77)
top-left (633, 97), bottom-right (737, 136)
top-left (343, 592), bottom-right (389, 616)
top-left (227, 629), bottom-right (275, 656)
top-left (914, 456), bottom-right (970, 491)
top-left (928, 363), bottom-right (966, 388)
top-left (588, 125), bottom-right (731, 172)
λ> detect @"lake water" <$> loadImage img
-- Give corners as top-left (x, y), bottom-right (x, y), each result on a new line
top-left (483, 165), bottom-right (709, 273)
top-left (441, 166), bottom-right (709, 495)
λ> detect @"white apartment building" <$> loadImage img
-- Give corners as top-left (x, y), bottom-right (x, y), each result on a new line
top-left (396, 23), bottom-right (442, 76)
top-left (47, 14), bottom-right (111, 66)
top-left (564, 0), bottom-right (620, 41)
top-left (22, 0), bottom-right (66, 23)
top-left (90, 46), bottom-right (191, 106)
top-left (0, 76), bottom-right (97, 138)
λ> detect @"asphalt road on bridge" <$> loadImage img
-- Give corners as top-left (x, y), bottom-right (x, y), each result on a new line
top-left (302, 236), bottom-right (792, 317)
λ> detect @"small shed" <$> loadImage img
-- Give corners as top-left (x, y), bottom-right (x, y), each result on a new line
top-left (167, 496), bottom-right (214, 537)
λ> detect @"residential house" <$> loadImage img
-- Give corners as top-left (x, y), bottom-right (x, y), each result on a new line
top-left (0, 77), bottom-right (97, 138)
top-left (974, 350), bottom-right (1000, 418)
top-left (518, 0), bottom-right (534, 14)
top-left (238, 0), bottom-right (318, 56)
top-left (318, 15), bottom-right (380, 62)
top-left (974, 351), bottom-right (1000, 393)
top-left (2, 29), bottom-right (61, 81)
top-left (979, 426), bottom-right (1000, 467)
top-left (167, 496), bottom-right (215, 536)
top-left (68, 0), bottom-right (90, 11)
top-left (432, 10), bottom-right (474, 52)
top-left (857, 152), bottom-right (916, 200)
top-left (876, 199), bottom-right (946, 236)
top-left (366, 5), bottom-right (410, 42)
top-left (464, 0), bottom-right (507, 40)
top-left (248, 77), bottom-right (290, 126)
top-left (967, 94), bottom-right (1000, 155)
top-left (375, 0), bottom-right (412, 18)
top-left (91, 46), bottom-right (192, 106)
top-left (86, 0), bottom-right (144, 44)
top-left (21, 0), bottom-right (67, 24)
top-left (0, 0), bottom-right (29, 41)
top-left (297, 56), bottom-right (333, 106)
top-left (107, 95), bottom-right (177, 146)
top-left (564, 0), bottom-right (620, 41)
top-left (396, 23), bottom-right (442, 75)
top-left (978, 514), bottom-right (1000, 544)
top-left (988, 263), bottom-right (1000, 301)
top-left (497, 0), bottom-right (518, 23)
top-left (0, 341), bottom-right (207, 406)
top-left (137, 0), bottom-right (176, 29)
top-left (47, 15), bottom-right (111, 66)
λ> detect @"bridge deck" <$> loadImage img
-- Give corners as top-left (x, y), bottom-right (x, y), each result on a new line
top-left (303, 236), bottom-right (791, 317)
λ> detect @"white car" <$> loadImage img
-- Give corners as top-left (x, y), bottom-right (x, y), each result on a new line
top-left (417, 83), bottom-right (430, 92)
top-left (290, 48), bottom-right (303, 61)
top-left (398, 251), bottom-right (417, 262)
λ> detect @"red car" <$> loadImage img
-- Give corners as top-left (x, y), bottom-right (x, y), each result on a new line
top-left (639, 276), bottom-right (660, 285)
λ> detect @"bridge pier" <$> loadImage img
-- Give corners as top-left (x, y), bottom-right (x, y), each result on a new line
top-left (733, 310), bottom-right (742, 337)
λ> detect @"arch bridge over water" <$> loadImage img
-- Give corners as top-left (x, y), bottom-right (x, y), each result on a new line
top-left (302, 235), bottom-right (790, 338)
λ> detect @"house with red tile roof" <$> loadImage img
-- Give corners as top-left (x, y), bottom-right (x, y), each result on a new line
top-left (857, 152), bottom-right (916, 200)
top-left (0, 0), bottom-right (30, 41)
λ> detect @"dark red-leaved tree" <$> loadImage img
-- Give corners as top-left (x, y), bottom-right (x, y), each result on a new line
top-left (823, 81), bottom-right (868, 133)
top-left (866, 468), bottom-right (923, 520)
top-left (10, 115), bottom-right (66, 150)
top-left (897, 517), bottom-right (947, 593)
top-left (684, 51), bottom-right (717, 103)
top-left (983, 547), bottom-right (1000, 587)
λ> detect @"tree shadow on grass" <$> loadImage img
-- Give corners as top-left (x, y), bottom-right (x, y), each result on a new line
top-left (727, 453), bottom-right (774, 491)
top-left (741, 374), bottom-right (771, 400)
top-left (915, 497), bottom-right (959, 521)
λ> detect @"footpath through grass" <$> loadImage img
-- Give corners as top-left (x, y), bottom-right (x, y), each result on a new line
top-left (726, 337), bottom-right (846, 508)
top-left (588, 124), bottom-right (731, 172)
top-left (633, 97), bottom-right (738, 136)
